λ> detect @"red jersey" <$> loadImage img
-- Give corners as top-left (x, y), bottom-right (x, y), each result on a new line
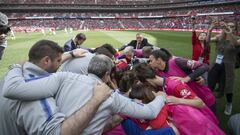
top-left (131, 105), bottom-right (169, 130)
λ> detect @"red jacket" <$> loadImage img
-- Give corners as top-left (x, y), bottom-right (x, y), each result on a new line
top-left (192, 31), bottom-right (210, 65)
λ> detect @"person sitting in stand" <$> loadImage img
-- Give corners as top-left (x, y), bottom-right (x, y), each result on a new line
top-left (119, 33), bottom-right (153, 51)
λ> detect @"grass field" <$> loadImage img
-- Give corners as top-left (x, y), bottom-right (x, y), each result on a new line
top-left (1, 30), bottom-right (239, 134)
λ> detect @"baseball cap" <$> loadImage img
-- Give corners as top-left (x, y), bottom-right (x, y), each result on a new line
top-left (0, 12), bottom-right (8, 26)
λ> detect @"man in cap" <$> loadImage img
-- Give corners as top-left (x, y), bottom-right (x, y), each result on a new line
top-left (0, 12), bottom-right (11, 60)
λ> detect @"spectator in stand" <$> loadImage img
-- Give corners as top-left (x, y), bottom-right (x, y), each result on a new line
top-left (64, 33), bottom-right (86, 52)
top-left (0, 12), bottom-right (10, 60)
top-left (119, 33), bottom-right (153, 51)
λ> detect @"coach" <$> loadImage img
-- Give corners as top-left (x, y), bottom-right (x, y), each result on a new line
top-left (64, 33), bottom-right (86, 52)
top-left (119, 33), bottom-right (153, 51)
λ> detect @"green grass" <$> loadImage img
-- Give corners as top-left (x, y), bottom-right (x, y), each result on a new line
top-left (0, 30), bottom-right (239, 133)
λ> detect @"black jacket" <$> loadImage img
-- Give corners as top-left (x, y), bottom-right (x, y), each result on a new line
top-left (119, 38), bottom-right (153, 51)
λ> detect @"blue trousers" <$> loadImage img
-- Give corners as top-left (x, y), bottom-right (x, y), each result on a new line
top-left (121, 119), bottom-right (175, 135)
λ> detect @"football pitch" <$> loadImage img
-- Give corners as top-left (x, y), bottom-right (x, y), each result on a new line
top-left (1, 30), bottom-right (239, 133)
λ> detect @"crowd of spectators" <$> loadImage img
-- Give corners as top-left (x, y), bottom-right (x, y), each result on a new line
top-left (0, 0), bottom-right (202, 4)
top-left (5, 4), bottom-right (239, 31)
top-left (8, 14), bottom-right (239, 31)
top-left (1, 0), bottom-right (237, 5)
top-left (5, 4), bottom-right (240, 19)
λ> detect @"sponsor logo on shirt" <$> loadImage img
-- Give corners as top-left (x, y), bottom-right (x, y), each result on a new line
top-left (180, 89), bottom-right (191, 98)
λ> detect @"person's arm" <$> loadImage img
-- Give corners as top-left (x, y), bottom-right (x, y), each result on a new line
top-left (13, 77), bottom-right (112, 135)
top-left (102, 115), bottom-right (124, 133)
top-left (64, 44), bottom-right (71, 52)
top-left (61, 82), bottom-right (112, 135)
top-left (149, 105), bottom-right (168, 129)
top-left (16, 97), bottom-right (65, 135)
top-left (192, 19), bottom-right (196, 32)
top-left (166, 84), bottom-right (204, 108)
top-left (166, 96), bottom-right (204, 108)
top-left (192, 22), bottom-right (198, 46)
top-left (3, 65), bottom-right (66, 100)
top-left (173, 58), bottom-right (209, 83)
top-left (61, 49), bottom-right (87, 63)
top-left (225, 28), bottom-right (240, 46)
top-left (110, 91), bottom-right (166, 120)
top-left (206, 22), bottom-right (221, 43)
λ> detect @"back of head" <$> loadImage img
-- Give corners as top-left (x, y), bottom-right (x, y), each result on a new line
top-left (88, 54), bottom-right (114, 78)
top-left (119, 71), bottom-right (137, 93)
top-left (124, 46), bottom-right (134, 54)
top-left (28, 40), bottom-right (63, 63)
top-left (101, 43), bottom-right (117, 55)
top-left (142, 46), bottom-right (153, 58)
top-left (94, 47), bottom-right (113, 59)
top-left (129, 82), bottom-right (155, 104)
top-left (133, 63), bottom-right (155, 82)
top-left (151, 48), bottom-right (172, 62)
top-left (75, 33), bottom-right (86, 41)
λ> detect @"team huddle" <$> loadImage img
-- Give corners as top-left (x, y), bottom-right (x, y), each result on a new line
top-left (0, 12), bottom-right (240, 135)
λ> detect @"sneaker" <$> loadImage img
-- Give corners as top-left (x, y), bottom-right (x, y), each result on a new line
top-left (224, 103), bottom-right (232, 115)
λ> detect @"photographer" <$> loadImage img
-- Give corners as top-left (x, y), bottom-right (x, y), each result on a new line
top-left (0, 12), bottom-right (10, 60)
top-left (207, 19), bottom-right (240, 115)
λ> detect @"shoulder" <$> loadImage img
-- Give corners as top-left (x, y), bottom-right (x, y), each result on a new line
top-left (64, 39), bottom-right (73, 46)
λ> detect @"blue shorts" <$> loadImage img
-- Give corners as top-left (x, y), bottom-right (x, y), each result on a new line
top-left (121, 119), bottom-right (175, 135)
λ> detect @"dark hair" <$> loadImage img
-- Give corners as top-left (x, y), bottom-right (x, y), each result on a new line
top-left (151, 48), bottom-right (172, 62)
top-left (197, 32), bottom-right (210, 56)
top-left (28, 40), bottom-right (63, 63)
top-left (142, 46), bottom-right (153, 58)
top-left (0, 25), bottom-right (10, 34)
top-left (118, 71), bottom-right (137, 93)
top-left (129, 82), bottom-right (155, 104)
top-left (133, 63), bottom-right (155, 82)
top-left (94, 47), bottom-right (113, 59)
top-left (101, 44), bottom-right (117, 55)
top-left (75, 33), bottom-right (86, 40)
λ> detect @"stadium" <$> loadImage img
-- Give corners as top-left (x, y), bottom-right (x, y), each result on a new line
top-left (0, 0), bottom-right (240, 135)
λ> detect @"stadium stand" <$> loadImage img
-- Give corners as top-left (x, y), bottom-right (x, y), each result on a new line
top-left (1, 0), bottom-right (239, 31)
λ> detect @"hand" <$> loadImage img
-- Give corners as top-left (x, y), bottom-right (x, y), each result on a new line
top-left (72, 49), bottom-right (87, 58)
top-left (219, 21), bottom-right (227, 28)
top-left (223, 26), bottom-right (232, 34)
top-left (169, 76), bottom-right (190, 83)
top-left (209, 22), bottom-right (218, 30)
top-left (107, 80), bottom-right (118, 90)
top-left (92, 82), bottom-right (113, 102)
top-left (195, 76), bottom-right (205, 85)
top-left (166, 96), bottom-right (180, 104)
